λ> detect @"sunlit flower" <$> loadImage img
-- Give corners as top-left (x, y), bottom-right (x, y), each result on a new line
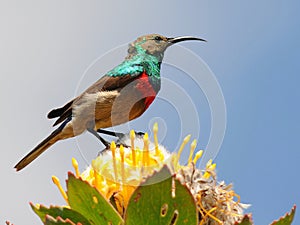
top-left (52, 123), bottom-right (248, 224)
top-left (79, 125), bottom-right (174, 213)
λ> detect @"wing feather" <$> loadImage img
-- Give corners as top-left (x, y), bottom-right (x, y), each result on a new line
top-left (50, 73), bottom-right (142, 126)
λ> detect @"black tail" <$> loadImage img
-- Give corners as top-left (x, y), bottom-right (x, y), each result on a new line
top-left (14, 127), bottom-right (62, 171)
top-left (47, 100), bottom-right (74, 119)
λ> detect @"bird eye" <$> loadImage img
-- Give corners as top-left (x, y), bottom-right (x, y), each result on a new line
top-left (154, 36), bottom-right (163, 42)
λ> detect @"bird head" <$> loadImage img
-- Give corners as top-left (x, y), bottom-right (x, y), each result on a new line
top-left (127, 34), bottom-right (206, 61)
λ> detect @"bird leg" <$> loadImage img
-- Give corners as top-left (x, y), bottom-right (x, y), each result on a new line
top-left (95, 129), bottom-right (146, 149)
top-left (87, 128), bottom-right (110, 148)
top-left (96, 129), bottom-right (124, 137)
top-left (97, 129), bottom-right (145, 137)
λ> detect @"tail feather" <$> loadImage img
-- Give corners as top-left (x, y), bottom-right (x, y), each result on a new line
top-left (14, 128), bottom-right (62, 171)
top-left (47, 99), bottom-right (74, 119)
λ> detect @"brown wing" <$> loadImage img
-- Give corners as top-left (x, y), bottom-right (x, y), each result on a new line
top-left (50, 73), bottom-right (142, 126)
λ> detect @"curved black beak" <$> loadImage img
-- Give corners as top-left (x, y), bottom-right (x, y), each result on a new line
top-left (167, 36), bottom-right (206, 45)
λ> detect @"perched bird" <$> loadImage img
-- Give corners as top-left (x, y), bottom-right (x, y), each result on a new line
top-left (14, 34), bottom-right (205, 171)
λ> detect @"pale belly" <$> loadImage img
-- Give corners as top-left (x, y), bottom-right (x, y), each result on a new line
top-left (71, 89), bottom-right (150, 132)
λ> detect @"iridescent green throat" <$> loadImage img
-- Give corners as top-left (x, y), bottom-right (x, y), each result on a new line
top-left (106, 43), bottom-right (162, 91)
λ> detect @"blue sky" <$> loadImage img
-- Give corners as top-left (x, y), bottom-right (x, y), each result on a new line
top-left (1, 1), bottom-right (299, 224)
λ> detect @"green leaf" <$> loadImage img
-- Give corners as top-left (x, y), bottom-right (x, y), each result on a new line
top-left (235, 215), bottom-right (253, 225)
top-left (124, 165), bottom-right (198, 225)
top-left (270, 205), bottom-right (296, 225)
top-left (67, 172), bottom-right (123, 225)
top-left (31, 203), bottom-right (91, 225)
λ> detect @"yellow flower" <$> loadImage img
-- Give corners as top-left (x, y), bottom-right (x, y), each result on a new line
top-left (52, 123), bottom-right (248, 224)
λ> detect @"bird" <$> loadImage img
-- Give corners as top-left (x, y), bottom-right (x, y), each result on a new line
top-left (14, 34), bottom-right (206, 171)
